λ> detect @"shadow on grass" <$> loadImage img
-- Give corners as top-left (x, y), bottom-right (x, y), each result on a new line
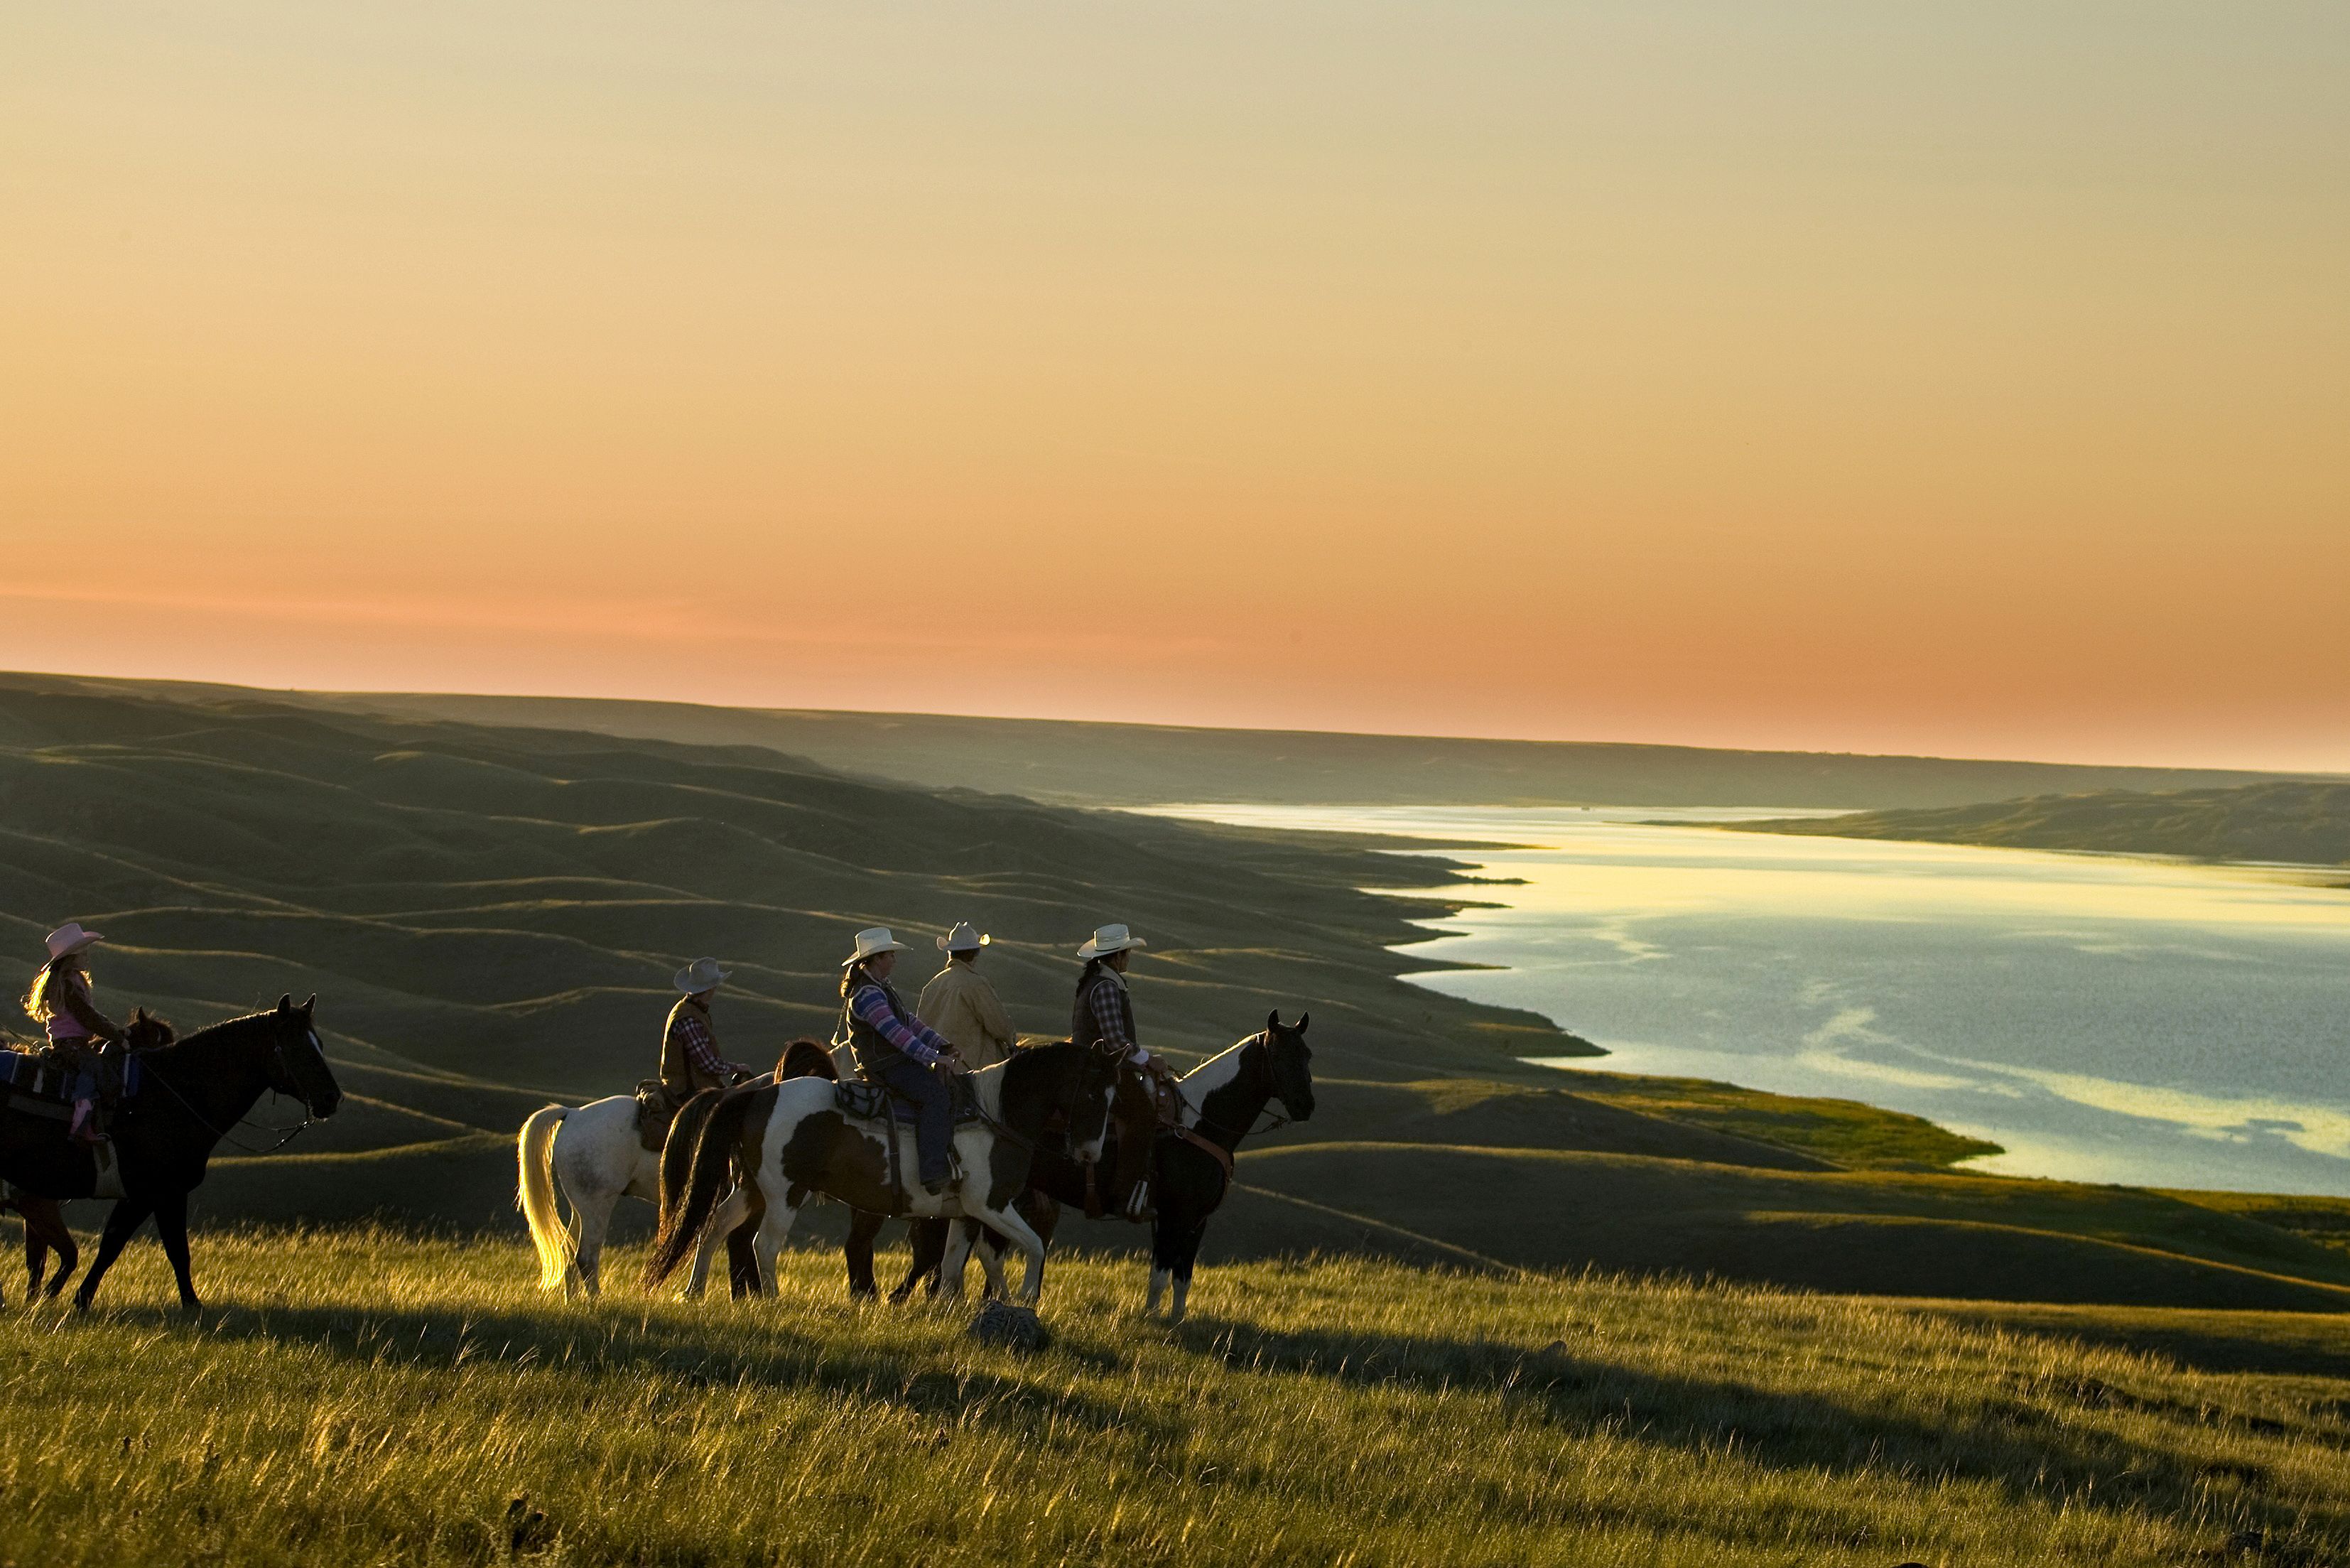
top-left (84, 1295), bottom-right (1176, 1446)
top-left (1177, 1315), bottom-right (2349, 1561)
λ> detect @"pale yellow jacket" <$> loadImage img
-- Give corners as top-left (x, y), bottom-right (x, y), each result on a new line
top-left (916, 959), bottom-right (1020, 1069)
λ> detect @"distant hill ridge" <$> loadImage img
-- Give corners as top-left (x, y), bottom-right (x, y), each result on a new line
top-left (4, 670), bottom-right (2314, 809)
top-left (1738, 780), bottom-right (2350, 867)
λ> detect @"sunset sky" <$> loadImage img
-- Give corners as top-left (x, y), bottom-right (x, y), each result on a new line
top-left (4, 3), bottom-right (2344, 769)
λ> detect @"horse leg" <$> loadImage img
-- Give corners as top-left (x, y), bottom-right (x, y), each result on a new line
top-left (962, 1201), bottom-right (1048, 1305)
top-left (153, 1191), bottom-right (201, 1312)
top-left (73, 1199), bottom-right (153, 1314)
top-left (43, 1205), bottom-right (80, 1301)
top-left (683, 1186), bottom-right (754, 1300)
top-left (970, 1222), bottom-right (1012, 1302)
top-left (569, 1186), bottom-right (617, 1299)
top-left (749, 1195), bottom-right (798, 1295)
top-left (846, 1209), bottom-right (883, 1301)
top-left (727, 1187), bottom-right (767, 1299)
top-left (1165, 1221), bottom-right (1208, 1324)
top-left (894, 1217), bottom-right (946, 1303)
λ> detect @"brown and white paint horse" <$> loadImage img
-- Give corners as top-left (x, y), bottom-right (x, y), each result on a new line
top-left (645, 1041), bottom-right (1122, 1304)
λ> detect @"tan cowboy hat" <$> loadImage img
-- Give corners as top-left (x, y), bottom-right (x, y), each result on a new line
top-left (673, 956), bottom-right (731, 993)
top-left (45, 923), bottom-right (103, 961)
top-left (937, 921), bottom-right (992, 953)
top-left (1077, 923), bottom-right (1146, 960)
top-left (841, 926), bottom-right (912, 966)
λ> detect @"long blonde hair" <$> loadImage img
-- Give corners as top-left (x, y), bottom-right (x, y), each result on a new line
top-left (22, 956), bottom-right (87, 1024)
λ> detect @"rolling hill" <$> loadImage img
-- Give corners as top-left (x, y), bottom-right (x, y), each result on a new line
top-left (12, 670), bottom-right (2309, 809)
top-left (1736, 781), bottom-right (2350, 867)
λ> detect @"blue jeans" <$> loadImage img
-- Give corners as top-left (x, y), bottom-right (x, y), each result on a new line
top-left (877, 1060), bottom-right (954, 1185)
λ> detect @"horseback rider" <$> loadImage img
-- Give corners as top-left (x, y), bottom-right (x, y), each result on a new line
top-left (1072, 923), bottom-right (1176, 1218)
top-left (838, 927), bottom-right (967, 1196)
top-left (659, 957), bottom-right (754, 1103)
top-left (23, 923), bottom-right (121, 1146)
top-left (916, 921), bottom-right (1020, 1070)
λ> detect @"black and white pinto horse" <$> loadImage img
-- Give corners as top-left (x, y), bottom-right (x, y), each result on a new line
top-left (645, 1041), bottom-right (1122, 1303)
top-left (946, 1012), bottom-right (1315, 1320)
top-left (0, 995), bottom-right (341, 1312)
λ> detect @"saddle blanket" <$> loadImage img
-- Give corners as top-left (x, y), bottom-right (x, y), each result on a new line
top-left (0, 1049), bottom-right (143, 1112)
top-left (833, 1078), bottom-right (985, 1128)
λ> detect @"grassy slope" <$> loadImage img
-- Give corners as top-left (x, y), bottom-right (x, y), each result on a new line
top-left (7, 676), bottom-right (2350, 1311)
top-left (1738, 781), bottom-right (2350, 868)
top-left (5, 1233), bottom-right (2347, 1568)
top-left (17, 670), bottom-right (2302, 809)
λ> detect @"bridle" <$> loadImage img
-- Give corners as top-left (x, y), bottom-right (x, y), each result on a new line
top-left (1171, 1032), bottom-right (1301, 1142)
top-left (140, 1025), bottom-right (323, 1157)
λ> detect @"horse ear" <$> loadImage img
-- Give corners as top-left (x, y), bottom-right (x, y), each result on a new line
top-left (1296, 1011), bottom-right (1309, 1033)
top-left (277, 993), bottom-right (293, 1013)
top-left (1266, 1009), bottom-right (1280, 1032)
top-left (300, 993), bottom-right (317, 1015)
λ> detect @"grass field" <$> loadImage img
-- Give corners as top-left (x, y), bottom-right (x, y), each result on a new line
top-left (4, 1230), bottom-right (2346, 1567)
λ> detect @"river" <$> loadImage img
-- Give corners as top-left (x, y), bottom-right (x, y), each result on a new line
top-left (1148, 804), bottom-right (2350, 1196)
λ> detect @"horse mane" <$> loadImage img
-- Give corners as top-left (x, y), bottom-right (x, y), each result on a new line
top-left (777, 1038), bottom-right (838, 1081)
top-left (139, 1007), bottom-right (280, 1059)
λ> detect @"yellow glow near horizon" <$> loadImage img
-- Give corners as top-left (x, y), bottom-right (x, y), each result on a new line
top-left (2, 4), bottom-right (2344, 767)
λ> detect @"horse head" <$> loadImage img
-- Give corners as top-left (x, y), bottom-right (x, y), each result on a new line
top-left (124, 1007), bottom-right (176, 1051)
top-left (1262, 1010), bottom-right (1316, 1123)
top-left (265, 993), bottom-right (343, 1119)
top-left (777, 1038), bottom-right (840, 1082)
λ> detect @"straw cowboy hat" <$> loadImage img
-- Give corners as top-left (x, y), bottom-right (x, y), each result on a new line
top-left (45, 923), bottom-right (103, 961)
top-left (937, 922), bottom-right (992, 953)
top-left (1077, 924), bottom-right (1147, 961)
top-left (673, 956), bottom-right (731, 994)
top-left (841, 926), bottom-right (913, 967)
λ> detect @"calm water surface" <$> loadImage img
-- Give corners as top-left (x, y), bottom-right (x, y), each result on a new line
top-left (1149, 804), bottom-right (2350, 1195)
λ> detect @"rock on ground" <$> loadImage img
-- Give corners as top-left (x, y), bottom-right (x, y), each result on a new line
top-left (966, 1300), bottom-right (1051, 1353)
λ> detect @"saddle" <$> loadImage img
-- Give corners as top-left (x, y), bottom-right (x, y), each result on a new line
top-left (632, 1079), bottom-right (680, 1154)
top-left (0, 1047), bottom-right (141, 1125)
top-left (832, 1076), bottom-right (985, 1128)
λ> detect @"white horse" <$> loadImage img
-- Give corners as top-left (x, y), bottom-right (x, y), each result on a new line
top-left (644, 1042), bottom-right (1122, 1304)
top-left (516, 1096), bottom-right (659, 1297)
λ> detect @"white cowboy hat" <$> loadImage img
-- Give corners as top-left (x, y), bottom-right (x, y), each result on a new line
top-left (1077, 923), bottom-right (1147, 961)
top-left (841, 926), bottom-right (912, 967)
top-left (673, 956), bottom-right (731, 994)
top-left (45, 923), bottom-right (103, 961)
top-left (937, 922), bottom-right (992, 953)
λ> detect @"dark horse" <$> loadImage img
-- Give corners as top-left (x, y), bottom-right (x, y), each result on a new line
top-left (0, 1007), bottom-right (177, 1304)
top-left (659, 1039), bottom-right (841, 1298)
top-left (939, 1012), bottom-right (1315, 1320)
top-left (0, 995), bottom-right (341, 1312)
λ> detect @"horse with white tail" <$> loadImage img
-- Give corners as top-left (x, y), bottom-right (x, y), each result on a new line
top-left (516, 1039), bottom-right (836, 1295)
top-left (643, 1039), bottom-right (1124, 1303)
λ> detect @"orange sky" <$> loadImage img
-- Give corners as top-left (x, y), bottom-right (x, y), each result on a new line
top-left (3, 4), bottom-right (2345, 769)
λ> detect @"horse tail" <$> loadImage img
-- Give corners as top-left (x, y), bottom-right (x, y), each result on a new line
top-left (645, 1088), bottom-right (761, 1289)
top-left (660, 1088), bottom-right (722, 1230)
top-left (516, 1104), bottom-right (574, 1292)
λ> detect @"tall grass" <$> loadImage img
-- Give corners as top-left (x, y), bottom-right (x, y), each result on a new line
top-left (1, 1230), bottom-right (2344, 1566)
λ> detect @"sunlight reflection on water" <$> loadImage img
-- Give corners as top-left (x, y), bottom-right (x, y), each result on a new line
top-left (1144, 804), bottom-right (2350, 1195)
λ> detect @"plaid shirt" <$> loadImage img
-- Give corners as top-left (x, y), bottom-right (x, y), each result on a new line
top-left (849, 985), bottom-right (955, 1069)
top-left (1085, 971), bottom-right (1149, 1066)
top-left (668, 1005), bottom-right (748, 1081)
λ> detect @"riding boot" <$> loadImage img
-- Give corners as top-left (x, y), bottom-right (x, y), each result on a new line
top-left (1124, 1174), bottom-right (1154, 1223)
top-left (69, 1099), bottom-right (99, 1146)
